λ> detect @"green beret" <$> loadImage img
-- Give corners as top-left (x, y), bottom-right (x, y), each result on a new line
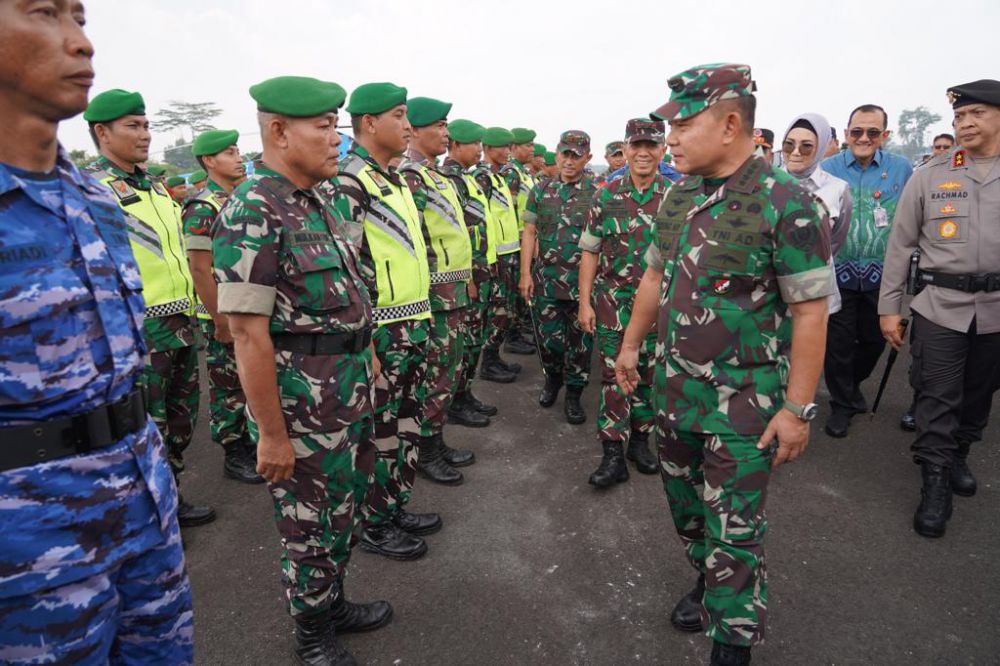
top-left (448, 119), bottom-right (485, 144)
top-left (165, 176), bottom-right (186, 187)
top-left (511, 128), bottom-right (537, 144)
top-left (190, 169), bottom-right (208, 183)
top-left (249, 76), bottom-right (346, 117)
top-left (346, 82), bottom-right (408, 116)
top-left (192, 129), bottom-right (239, 157)
top-left (543, 151), bottom-right (556, 166)
top-left (652, 63), bottom-right (755, 122)
top-left (482, 127), bottom-right (515, 147)
top-left (83, 89), bottom-right (145, 123)
top-left (533, 144), bottom-right (546, 157)
top-left (146, 165), bottom-right (166, 177)
top-left (407, 97), bottom-right (452, 128)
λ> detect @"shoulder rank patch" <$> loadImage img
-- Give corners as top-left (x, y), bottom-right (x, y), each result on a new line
top-left (109, 178), bottom-right (141, 205)
top-left (937, 181), bottom-right (963, 191)
top-left (953, 149), bottom-right (966, 168)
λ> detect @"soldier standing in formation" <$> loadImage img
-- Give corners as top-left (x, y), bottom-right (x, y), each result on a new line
top-left (879, 79), bottom-right (1000, 539)
top-left (0, 1), bottom-right (193, 660)
top-left (520, 130), bottom-right (598, 424)
top-left (617, 63), bottom-right (834, 666)
top-left (85, 89), bottom-right (215, 526)
top-left (578, 118), bottom-right (669, 488)
top-left (183, 128), bottom-right (262, 484)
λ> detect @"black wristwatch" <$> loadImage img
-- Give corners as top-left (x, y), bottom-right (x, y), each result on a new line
top-left (783, 399), bottom-right (819, 422)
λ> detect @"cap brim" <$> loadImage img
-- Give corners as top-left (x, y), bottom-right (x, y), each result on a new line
top-left (626, 133), bottom-right (664, 144)
top-left (558, 144), bottom-right (586, 156)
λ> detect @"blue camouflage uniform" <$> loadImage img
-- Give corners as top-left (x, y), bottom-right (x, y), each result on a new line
top-left (0, 148), bottom-right (193, 665)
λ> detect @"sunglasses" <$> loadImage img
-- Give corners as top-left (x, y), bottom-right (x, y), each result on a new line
top-left (848, 128), bottom-right (884, 140)
top-left (781, 140), bottom-right (816, 156)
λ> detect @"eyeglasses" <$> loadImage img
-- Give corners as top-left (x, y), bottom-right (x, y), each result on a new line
top-left (848, 128), bottom-right (884, 140)
top-left (781, 140), bottom-right (816, 156)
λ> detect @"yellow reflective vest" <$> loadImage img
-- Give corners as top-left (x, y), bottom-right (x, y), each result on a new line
top-left (487, 171), bottom-right (520, 256)
top-left (463, 173), bottom-right (497, 265)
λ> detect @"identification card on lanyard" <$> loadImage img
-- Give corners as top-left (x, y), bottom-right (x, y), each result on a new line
top-left (873, 190), bottom-right (888, 228)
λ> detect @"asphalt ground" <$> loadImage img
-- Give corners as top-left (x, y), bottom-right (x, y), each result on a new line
top-left (182, 346), bottom-right (1000, 665)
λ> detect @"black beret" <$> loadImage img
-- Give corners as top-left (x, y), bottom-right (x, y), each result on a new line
top-left (947, 79), bottom-right (1000, 109)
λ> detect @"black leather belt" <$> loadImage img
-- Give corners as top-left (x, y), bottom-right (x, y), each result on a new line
top-left (272, 329), bottom-right (372, 355)
top-left (0, 390), bottom-right (146, 473)
top-left (918, 270), bottom-right (1000, 293)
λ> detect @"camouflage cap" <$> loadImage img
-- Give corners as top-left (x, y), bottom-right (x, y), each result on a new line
top-left (625, 118), bottom-right (666, 144)
top-left (651, 63), bottom-right (755, 122)
top-left (557, 130), bottom-right (591, 156)
top-left (604, 141), bottom-right (624, 156)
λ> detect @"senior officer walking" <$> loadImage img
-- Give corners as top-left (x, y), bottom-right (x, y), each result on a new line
top-left (616, 64), bottom-right (834, 666)
top-left (520, 130), bottom-right (598, 425)
top-left (183, 128), bottom-right (262, 484)
top-left (339, 83), bottom-right (447, 561)
top-left (214, 76), bottom-right (389, 666)
top-left (578, 118), bottom-right (669, 488)
top-left (84, 89), bottom-right (215, 526)
top-left (879, 79), bottom-right (1000, 539)
top-left (0, 1), bottom-right (193, 661)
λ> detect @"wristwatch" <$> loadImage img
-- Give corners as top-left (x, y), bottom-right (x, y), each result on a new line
top-left (783, 399), bottom-right (819, 422)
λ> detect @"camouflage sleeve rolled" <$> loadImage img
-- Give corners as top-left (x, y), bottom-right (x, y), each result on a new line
top-left (773, 192), bottom-right (835, 304)
top-left (522, 182), bottom-right (542, 226)
top-left (182, 200), bottom-right (216, 251)
top-left (333, 173), bottom-right (367, 248)
top-left (578, 188), bottom-right (606, 253)
top-left (213, 196), bottom-right (280, 316)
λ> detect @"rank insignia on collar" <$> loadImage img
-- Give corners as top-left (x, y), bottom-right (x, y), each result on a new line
top-left (937, 181), bottom-right (963, 191)
top-left (953, 150), bottom-right (966, 168)
top-left (713, 278), bottom-right (732, 295)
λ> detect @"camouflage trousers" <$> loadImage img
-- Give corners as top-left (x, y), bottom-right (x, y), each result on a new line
top-left (366, 319), bottom-right (430, 524)
top-left (658, 428), bottom-right (771, 647)
top-left (485, 253), bottom-right (518, 350)
top-left (532, 295), bottom-right (593, 388)
top-left (198, 319), bottom-right (247, 447)
top-left (142, 344), bottom-right (200, 477)
top-left (459, 275), bottom-right (492, 394)
top-left (418, 307), bottom-right (467, 436)
top-left (596, 325), bottom-right (655, 441)
top-left (266, 417), bottom-right (376, 618)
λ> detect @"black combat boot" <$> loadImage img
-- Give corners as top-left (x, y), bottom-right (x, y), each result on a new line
top-left (416, 435), bottom-right (464, 485)
top-left (710, 640), bottom-right (752, 666)
top-left (625, 431), bottom-right (658, 474)
top-left (951, 441), bottom-right (977, 497)
top-left (466, 389), bottom-right (498, 416)
top-left (447, 393), bottom-right (491, 428)
top-left (479, 348), bottom-right (517, 383)
top-left (223, 439), bottom-right (264, 484)
top-left (497, 355), bottom-right (522, 374)
top-left (177, 493), bottom-right (216, 527)
top-left (913, 463), bottom-right (953, 538)
top-left (392, 507), bottom-right (442, 536)
top-left (588, 441), bottom-right (629, 488)
top-left (564, 386), bottom-right (586, 425)
top-left (360, 522), bottom-right (427, 560)
top-left (505, 329), bottom-right (535, 355)
top-left (293, 612), bottom-right (356, 666)
top-left (440, 434), bottom-right (476, 467)
top-left (670, 574), bottom-right (705, 632)
top-left (329, 579), bottom-right (393, 634)
top-left (538, 373), bottom-right (563, 408)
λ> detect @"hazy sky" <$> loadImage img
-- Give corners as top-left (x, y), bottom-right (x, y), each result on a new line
top-left (59, 0), bottom-right (999, 162)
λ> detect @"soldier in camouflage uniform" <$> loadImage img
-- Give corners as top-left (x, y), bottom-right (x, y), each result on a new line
top-left (520, 130), bottom-right (597, 425)
top-left (502, 127), bottom-right (539, 356)
top-left (399, 97), bottom-right (478, 479)
top-left (578, 119), bottom-right (668, 488)
top-left (531, 143), bottom-right (547, 176)
top-left (214, 76), bottom-right (389, 666)
top-left (0, 4), bottom-right (192, 660)
top-left (475, 128), bottom-right (523, 382)
top-left (615, 64), bottom-right (834, 666)
top-left (84, 89), bottom-right (215, 527)
top-left (440, 120), bottom-right (501, 424)
top-left (339, 83), bottom-right (447, 562)
top-left (183, 128), bottom-right (262, 484)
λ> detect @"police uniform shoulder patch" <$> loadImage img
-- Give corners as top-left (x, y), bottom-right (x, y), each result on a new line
top-left (953, 149), bottom-right (966, 168)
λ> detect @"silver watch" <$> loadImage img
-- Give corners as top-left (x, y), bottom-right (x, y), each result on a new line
top-left (783, 399), bottom-right (819, 422)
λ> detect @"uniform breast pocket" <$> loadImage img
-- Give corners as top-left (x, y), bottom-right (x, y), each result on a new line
top-left (696, 243), bottom-right (766, 311)
top-left (927, 201), bottom-right (969, 244)
top-left (286, 240), bottom-right (352, 314)
top-left (604, 217), bottom-right (638, 259)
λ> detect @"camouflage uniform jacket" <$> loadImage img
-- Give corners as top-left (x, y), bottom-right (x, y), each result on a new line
top-left (182, 179), bottom-right (228, 252)
top-left (0, 148), bottom-right (177, 598)
top-left (523, 175), bottom-right (599, 300)
top-left (440, 157), bottom-right (491, 283)
top-left (579, 173), bottom-right (669, 330)
top-left (645, 156), bottom-right (835, 435)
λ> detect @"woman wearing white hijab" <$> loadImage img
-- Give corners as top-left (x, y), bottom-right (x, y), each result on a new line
top-left (781, 113), bottom-right (853, 312)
